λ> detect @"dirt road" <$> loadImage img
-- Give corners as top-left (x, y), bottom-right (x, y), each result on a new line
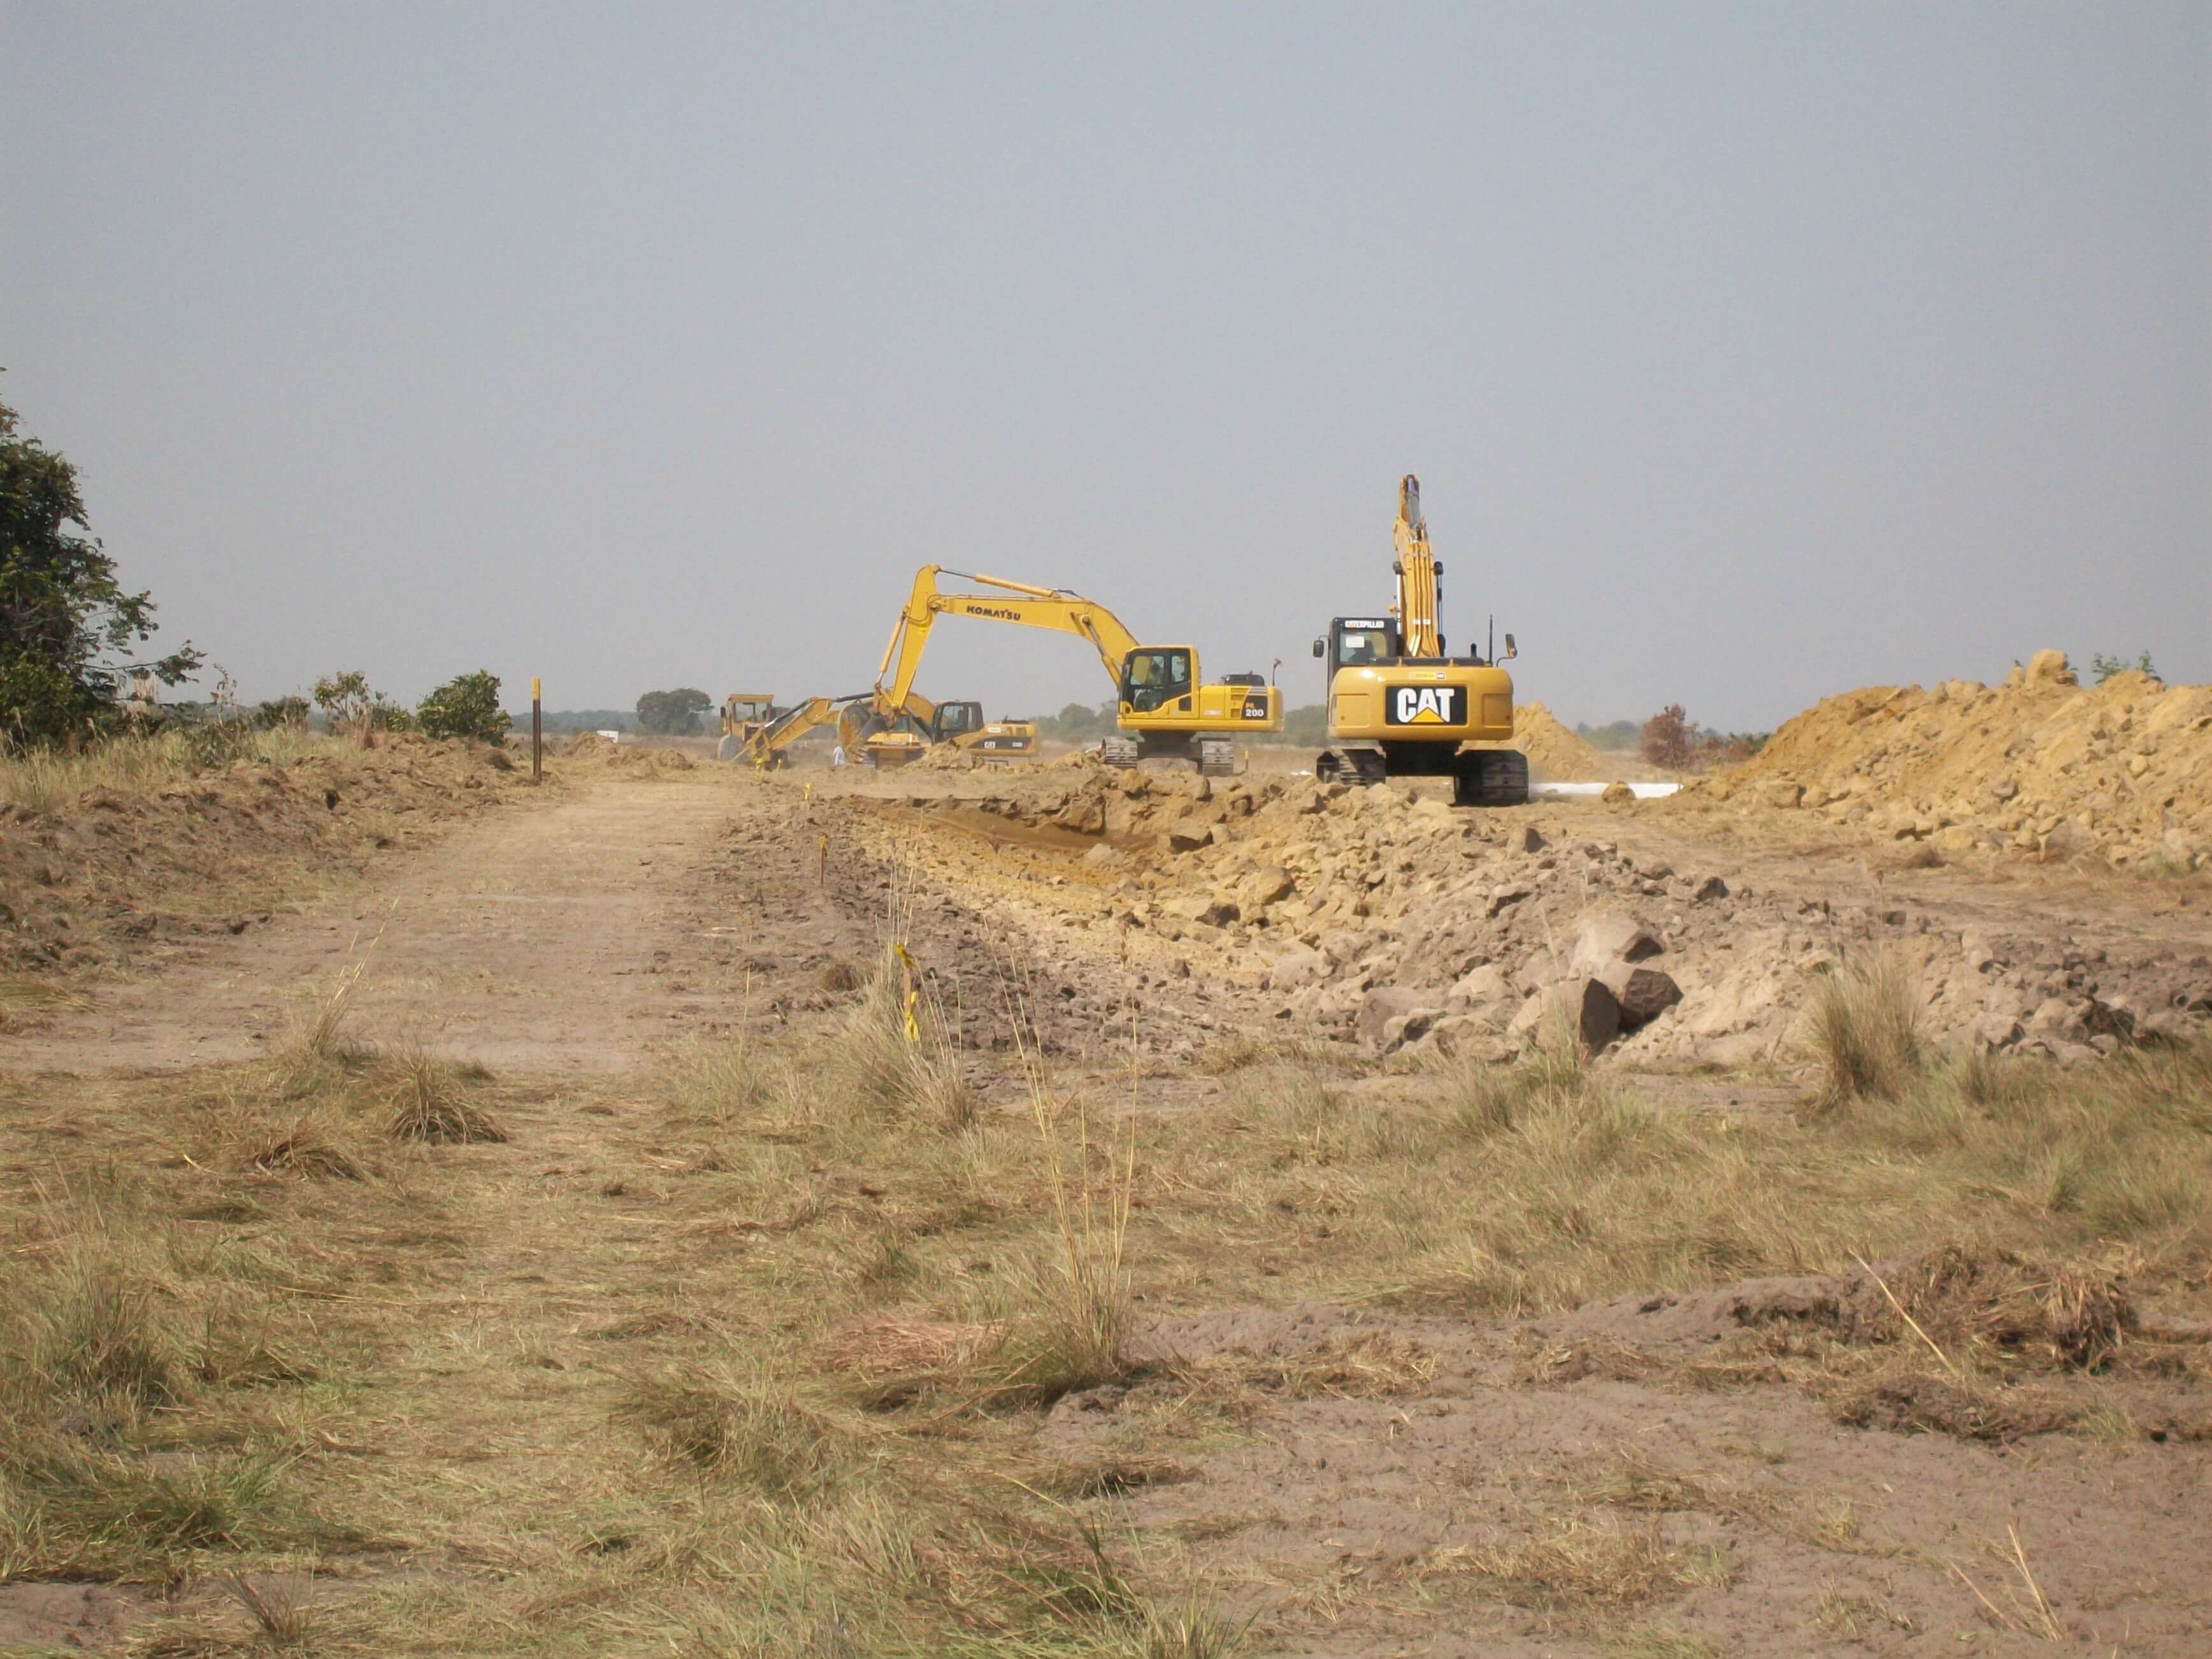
top-left (11, 777), bottom-right (754, 1075)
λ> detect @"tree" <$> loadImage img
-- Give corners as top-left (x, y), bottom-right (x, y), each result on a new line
top-left (313, 670), bottom-right (413, 738)
top-left (1037, 700), bottom-right (1116, 740)
top-left (312, 672), bottom-right (375, 732)
top-left (635, 687), bottom-right (712, 736)
top-left (0, 393), bottom-right (200, 745)
top-left (1640, 704), bottom-right (1702, 770)
top-left (417, 670), bottom-right (508, 742)
top-left (1281, 703), bottom-right (1330, 746)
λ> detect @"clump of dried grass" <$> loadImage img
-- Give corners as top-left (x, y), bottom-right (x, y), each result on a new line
top-left (0, 1223), bottom-right (329, 1577)
top-left (383, 1044), bottom-right (505, 1145)
top-left (1806, 949), bottom-right (1925, 1103)
top-left (821, 944), bottom-right (971, 1129)
top-left (1191, 1330), bottom-right (1439, 1401)
top-left (1420, 1516), bottom-right (1730, 1608)
top-left (616, 1363), bottom-right (849, 1497)
top-left (984, 1059), bottom-right (1135, 1407)
top-left (1859, 1243), bottom-right (2134, 1372)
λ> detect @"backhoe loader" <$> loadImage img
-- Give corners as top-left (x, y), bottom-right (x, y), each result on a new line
top-left (1312, 476), bottom-right (1527, 807)
top-left (715, 693), bottom-right (783, 763)
top-left (875, 566), bottom-right (1280, 775)
top-left (731, 694), bottom-right (865, 770)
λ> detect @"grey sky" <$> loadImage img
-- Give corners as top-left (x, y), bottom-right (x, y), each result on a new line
top-left (4, 3), bottom-right (2206, 731)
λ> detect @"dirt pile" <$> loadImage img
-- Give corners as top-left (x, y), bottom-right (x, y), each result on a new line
top-left (563, 733), bottom-right (696, 773)
top-left (0, 736), bottom-right (538, 979)
top-left (954, 763), bottom-right (2212, 1065)
top-left (1474, 700), bottom-right (1607, 780)
top-left (1704, 655), bottom-right (2212, 868)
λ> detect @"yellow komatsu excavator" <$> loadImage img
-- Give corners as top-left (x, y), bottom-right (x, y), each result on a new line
top-left (1312, 475), bottom-right (1528, 807)
top-left (875, 566), bottom-right (1281, 775)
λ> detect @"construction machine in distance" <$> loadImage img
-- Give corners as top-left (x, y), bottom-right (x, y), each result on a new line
top-left (1311, 475), bottom-right (1528, 807)
top-left (729, 694), bottom-right (861, 770)
top-left (875, 566), bottom-right (1281, 775)
top-left (845, 691), bottom-right (1038, 768)
top-left (715, 693), bottom-right (784, 762)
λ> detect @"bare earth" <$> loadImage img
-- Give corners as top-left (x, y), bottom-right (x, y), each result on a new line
top-left (4, 757), bottom-right (2208, 1655)
top-left (10, 779), bottom-right (751, 1077)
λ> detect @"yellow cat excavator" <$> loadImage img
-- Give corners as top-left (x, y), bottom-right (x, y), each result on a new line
top-left (874, 566), bottom-right (1280, 775)
top-left (845, 691), bottom-right (1039, 767)
top-left (1312, 475), bottom-right (1527, 806)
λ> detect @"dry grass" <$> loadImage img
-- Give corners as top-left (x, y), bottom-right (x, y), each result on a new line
top-left (815, 942), bottom-right (973, 1128)
top-left (5, 900), bottom-right (2204, 1651)
top-left (382, 1044), bottom-right (505, 1145)
top-left (1806, 948), bottom-right (1926, 1103)
top-left (616, 1361), bottom-right (852, 1495)
top-left (993, 1063), bottom-right (1135, 1405)
top-left (1418, 1516), bottom-right (1731, 1609)
top-left (0, 1209), bottom-right (341, 1581)
top-left (0, 726), bottom-right (334, 814)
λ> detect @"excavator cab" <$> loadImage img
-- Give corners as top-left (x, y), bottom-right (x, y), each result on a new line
top-left (930, 700), bottom-right (985, 742)
top-left (1121, 647), bottom-right (1193, 714)
top-left (1314, 619), bottom-right (1402, 678)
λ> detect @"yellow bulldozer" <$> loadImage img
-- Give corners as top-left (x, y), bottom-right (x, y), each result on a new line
top-left (1311, 475), bottom-right (1527, 806)
top-left (875, 566), bottom-right (1281, 775)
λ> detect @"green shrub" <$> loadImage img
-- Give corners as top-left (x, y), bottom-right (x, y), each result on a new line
top-left (417, 670), bottom-right (507, 742)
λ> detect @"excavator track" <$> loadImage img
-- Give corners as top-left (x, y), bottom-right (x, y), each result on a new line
top-left (1198, 738), bottom-right (1237, 777)
top-left (1453, 748), bottom-right (1528, 807)
top-left (1316, 747), bottom-right (1388, 787)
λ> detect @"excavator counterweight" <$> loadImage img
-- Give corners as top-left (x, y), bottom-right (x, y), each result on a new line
top-left (1314, 476), bottom-right (1528, 807)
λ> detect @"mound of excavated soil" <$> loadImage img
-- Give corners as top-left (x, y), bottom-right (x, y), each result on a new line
top-left (1705, 653), bottom-right (2212, 868)
top-left (0, 736), bottom-right (539, 979)
top-left (1472, 701), bottom-right (1607, 781)
top-left (917, 759), bottom-right (2212, 1067)
top-left (563, 733), bottom-right (696, 772)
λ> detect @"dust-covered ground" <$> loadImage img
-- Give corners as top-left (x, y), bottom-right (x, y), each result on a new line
top-left (3, 731), bottom-right (2209, 1655)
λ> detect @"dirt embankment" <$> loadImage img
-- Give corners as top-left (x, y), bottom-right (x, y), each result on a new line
top-left (0, 735), bottom-right (542, 981)
top-left (1702, 652), bottom-right (2212, 869)
top-left (845, 753), bottom-right (2212, 1070)
top-left (1472, 700), bottom-right (1609, 780)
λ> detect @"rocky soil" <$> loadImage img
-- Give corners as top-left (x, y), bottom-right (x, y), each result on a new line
top-left (1701, 650), bottom-right (2212, 870)
top-left (837, 747), bottom-right (2211, 1074)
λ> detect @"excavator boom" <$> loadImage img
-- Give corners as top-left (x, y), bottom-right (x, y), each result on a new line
top-left (1393, 476), bottom-right (1442, 659)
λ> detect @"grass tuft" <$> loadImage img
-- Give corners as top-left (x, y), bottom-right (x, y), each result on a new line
top-left (819, 944), bottom-right (972, 1128)
top-left (617, 1363), bottom-right (849, 1497)
top-left (1806, 949), bottom-right (1925, 1103)
top-left (384, 1044), bottom-right (507, 1145)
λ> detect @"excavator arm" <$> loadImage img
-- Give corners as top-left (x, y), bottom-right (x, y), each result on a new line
top-left (741, 694), bottom-right (865, 768)
top-left (877, 566), bottom-right (1145, 710)
top-left (1392, 475), bottom-right (1442, 659)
